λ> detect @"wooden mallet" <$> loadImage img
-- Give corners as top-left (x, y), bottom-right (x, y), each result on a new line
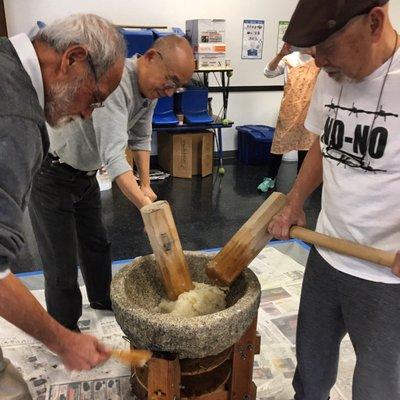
top-left (206, 192), bottom-right (397, 286)
top-left (141, 200), bottom-right (194, 300)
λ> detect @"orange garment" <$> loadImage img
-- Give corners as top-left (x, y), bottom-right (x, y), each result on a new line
top-left (271, 60), bottom-right (320, 154)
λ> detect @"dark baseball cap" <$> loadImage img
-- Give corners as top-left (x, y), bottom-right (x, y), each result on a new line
top-left (283, 0), bottom-right (390, 47)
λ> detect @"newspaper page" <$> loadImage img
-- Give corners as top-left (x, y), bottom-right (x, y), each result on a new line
top-left (250, 246), bottom-right (355, 400)
top-left (0, 286), bottom-right (132, 400)
top-left (47, 376), bottom-right (133, 400)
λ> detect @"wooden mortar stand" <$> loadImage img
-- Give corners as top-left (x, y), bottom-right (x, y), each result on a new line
top-left (130, 317), bottom-right (261, 400)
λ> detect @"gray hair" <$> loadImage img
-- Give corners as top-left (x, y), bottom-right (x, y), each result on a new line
top-left (35, 14), bottom-right (126, 78)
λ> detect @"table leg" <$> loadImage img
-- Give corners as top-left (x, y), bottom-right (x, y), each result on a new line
top-left (216, 128), bottom-right (225, 175)
top-left (221, 72), bottom-right (227, 120)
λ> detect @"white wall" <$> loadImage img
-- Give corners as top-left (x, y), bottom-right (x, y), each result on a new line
top-left (390, 2), bottom-right (400, 30)
top-left (4, 1), bottom-right (400, 154)
top-left (4, 0), bottom-right (298, 86)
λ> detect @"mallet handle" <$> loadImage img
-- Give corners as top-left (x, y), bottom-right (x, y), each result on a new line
top-left (290, 226), bottom-right (396, 268)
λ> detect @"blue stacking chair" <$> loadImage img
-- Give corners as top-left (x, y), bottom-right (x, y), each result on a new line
top-left (152, 96), bottom-right (179, 126)
top-left (180, 87), bottom-right (213, 125)
top-left (121, 29), bottom-right (154, 57)
top-left (151, 28), bottom-right (185, 40)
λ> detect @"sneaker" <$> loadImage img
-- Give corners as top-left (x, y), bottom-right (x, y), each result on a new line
top-left (268, 178), bottom-right (276, 189)
top-left (257, 177), bottom-right (275, 192)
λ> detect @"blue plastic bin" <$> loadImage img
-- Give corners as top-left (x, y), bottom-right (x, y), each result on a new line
top-left (236, 125), bottom-right (275, 165)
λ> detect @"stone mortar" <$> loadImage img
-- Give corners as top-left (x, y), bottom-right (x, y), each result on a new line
top-left (111, 251), bottom-right (261, 359)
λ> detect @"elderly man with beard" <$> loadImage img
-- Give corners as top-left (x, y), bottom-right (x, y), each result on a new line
top-left (28, 35), bottom-right (195, 332)
top-left (268, 1), bottom-right (400, 399)
top-left (0, 13), bottom-right (125, 398)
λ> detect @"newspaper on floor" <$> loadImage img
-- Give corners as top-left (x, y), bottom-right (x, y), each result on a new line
top-left (0, 246), bottom-right (356, 399)
top-left (0, 286), bottom-right (132, 400)
top-left (47, 376), bottom-right (134, 400)
top-left (251, 246), bottom-right (355, 400)
top-left (134, 169), bottom-right (170, 181)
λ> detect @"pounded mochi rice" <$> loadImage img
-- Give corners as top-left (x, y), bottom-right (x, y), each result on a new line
top-left (155, 282), bottom-right (227, 317)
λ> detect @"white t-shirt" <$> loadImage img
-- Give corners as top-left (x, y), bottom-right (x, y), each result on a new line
top-left (305, 48), bottom-right (400, 284)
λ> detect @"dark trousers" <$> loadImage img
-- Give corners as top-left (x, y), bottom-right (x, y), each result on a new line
top-left (268, 150), bottom-right (308, 179)
top-left (29, 156), bottom-right (111, 329)
top-left (294, 247), bottom-right (400, 400)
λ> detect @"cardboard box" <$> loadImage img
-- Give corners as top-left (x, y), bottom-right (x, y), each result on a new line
top-left (191, 132), bottom-right (214, 176)
top-left (186, 19), bottom-right (225, 44)
top-left (157, 131), bottom-right (214, 178)
top-left (193, 43), bottom-right (226, 53)
top-left (195, 53), bottom-right (226, 69)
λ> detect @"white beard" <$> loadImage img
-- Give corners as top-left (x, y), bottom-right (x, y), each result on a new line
top-left (52, 115), bottom-right (82, 128)
top-left (44, 76), bottom-right (86, 128)
top-left (323, 68), bottom-right (355, 84)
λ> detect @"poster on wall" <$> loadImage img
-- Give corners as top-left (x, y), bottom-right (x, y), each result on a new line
top-left (277, 21), bottom-right (289, 52)
top-left (241, 19), bottom-right (265, 59)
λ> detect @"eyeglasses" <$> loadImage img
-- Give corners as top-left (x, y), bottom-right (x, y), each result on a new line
top-left (155, 51), bottom-right (186, 93)
top-left (86, 53), bottom-right (105, 109)
top-left (322, 145), bottom-right (387, 173)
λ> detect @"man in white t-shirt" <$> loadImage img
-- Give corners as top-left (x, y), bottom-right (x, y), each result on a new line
top-left (268, 0), bottom-right (400, 399)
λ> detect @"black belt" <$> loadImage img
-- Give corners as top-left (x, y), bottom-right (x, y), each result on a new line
top-left (47, 153), bottom-right (98, 177)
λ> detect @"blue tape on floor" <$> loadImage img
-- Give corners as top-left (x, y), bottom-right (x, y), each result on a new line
top-left (271, 238), bottom-right (311, 250)
top-left (14, 270), bottom-right (45, 278)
